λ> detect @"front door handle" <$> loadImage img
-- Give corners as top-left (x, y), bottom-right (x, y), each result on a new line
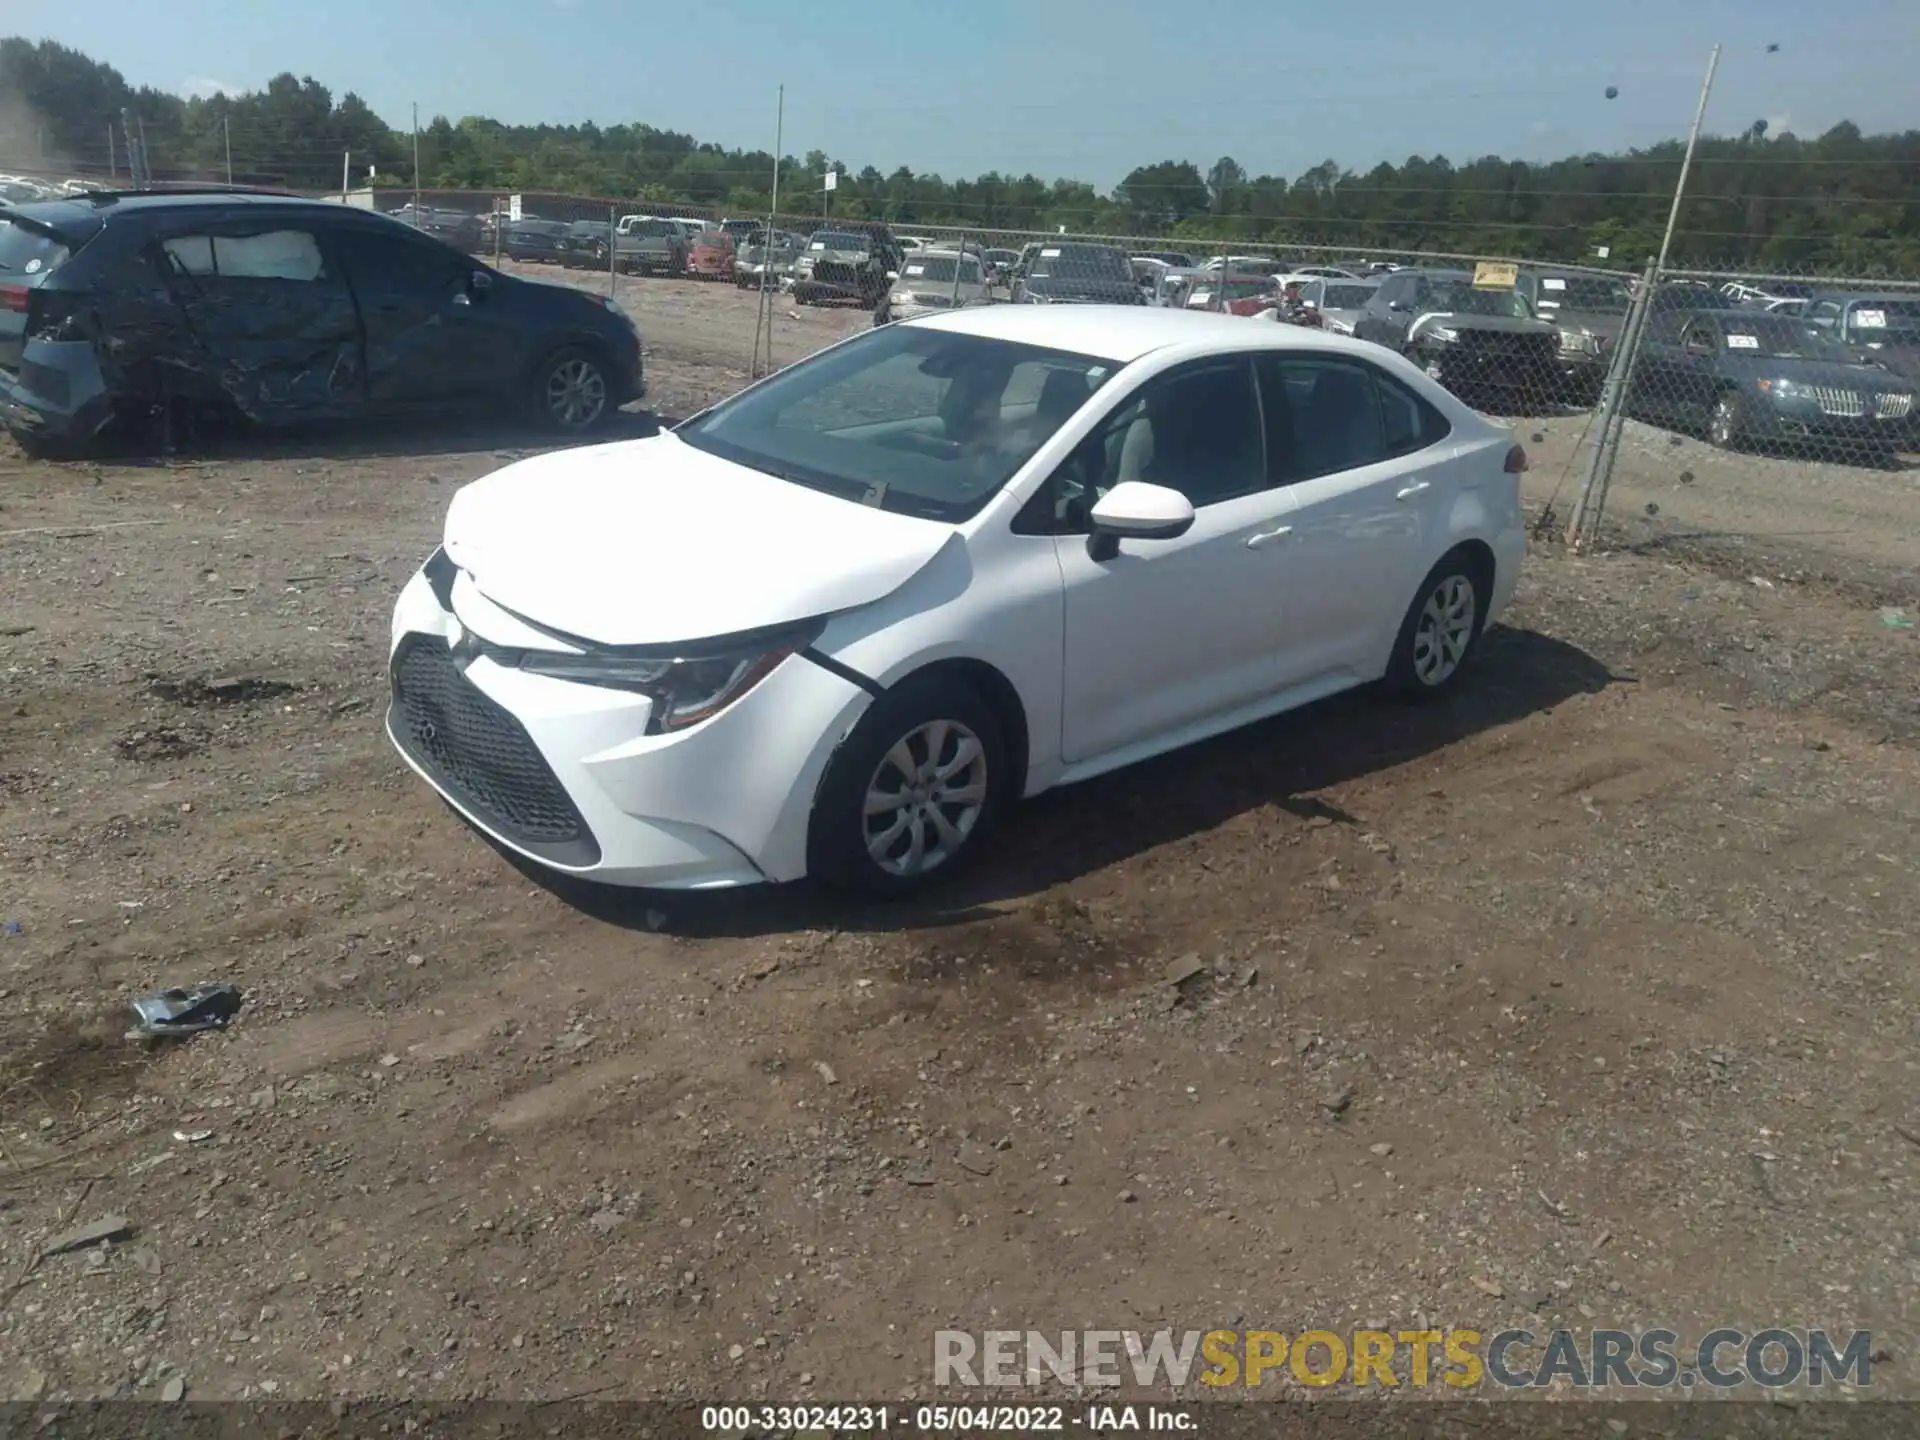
top-left (1246, 526), bottom-right (1293, 550)
top-left (1396, 481), bottom-right (1431, 501)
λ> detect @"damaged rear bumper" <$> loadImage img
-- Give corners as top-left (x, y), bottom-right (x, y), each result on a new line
top-left (0, 343), bottom-right (116, 443)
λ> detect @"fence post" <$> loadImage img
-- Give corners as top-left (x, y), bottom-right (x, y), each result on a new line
top-left (608, 204), bottom-right (618, 297)
top-left (951, 232), bottom-right (967, 310)
top-left (1568, 259), bottom-right (1658, 550)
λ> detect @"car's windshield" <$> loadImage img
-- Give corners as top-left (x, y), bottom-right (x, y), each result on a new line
top-left (1533, 276), bottom-right (1631, 313)
top-left (1422, 280), bottom-right (1534, 319)
top-left (1713, 317), bottom-right (1846, 360)
top-left (1321, 283), bottom-right (1378, 310)
top-left (811, 232), bottom-right (868, 252)
top-left (1849, 299), bottom-right (1920, 346)
top-left (676, 325), bottom-right (1118, 523)
top-left (1028, 246), bottom-right (1131, 282)
top-left (898, 255), bottom-right (980, 285)
top-left (0, 217), bottom-right (72, 276)
top-left (694, 231), bottom-right (729, 246)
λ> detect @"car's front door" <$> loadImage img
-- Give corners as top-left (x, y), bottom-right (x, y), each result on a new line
top-left (329, 226), bottom-right (517, 408)
top-left (153, 219), bottom-right (364, 421)
top-left (1255, 353), bottom-right (1439, 685)
top-left (1050, 357), bottom-right (1296, 765)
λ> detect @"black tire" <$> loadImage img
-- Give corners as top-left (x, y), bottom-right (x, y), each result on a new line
top-left (1383, 551), bottom-right (1487, 701)
top-left (526, 345), bottom-right (614, 435)
top-left (10, 428), bottom-right (77, 461)
top-left (807, 673), bottom-right (1008, 897)
top-left (1707, 390), bottom-right (1747, 450)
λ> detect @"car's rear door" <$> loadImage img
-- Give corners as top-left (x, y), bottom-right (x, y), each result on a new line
top-left (1052, 356), bottom-right (1295, 765)
top-left (1256, 353), bottom-right (1450, 685)
top-left (330, 223), bottom-right (516, 408)
top-left (151, 215), bottom-right (364, 420)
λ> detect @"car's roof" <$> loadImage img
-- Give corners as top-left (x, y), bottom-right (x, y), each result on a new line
top-left (913, 302), bottom-right (1394, 363)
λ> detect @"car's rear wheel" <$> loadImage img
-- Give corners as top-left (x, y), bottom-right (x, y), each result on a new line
top-left (1384, 553), bottom-right (1485, 701)
top-left (528, 346), bottom-right (612, 434)
top-left (808, 674), bottom-right (1007, 897)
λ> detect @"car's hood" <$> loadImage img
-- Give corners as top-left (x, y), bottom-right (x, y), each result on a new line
top-left (1716, 355), bottom-right (1910, 390)
top-left (441, 433), bottom-right (957, 647)
top-left (1023, 276), bottom-right (1141, 303)
top-left (1540, 308), bottom-right (1626, 339)
top-left (1846, 342), bottom-right (1920, 378)
top-left (1413, 312), bottom-right (1559, 336)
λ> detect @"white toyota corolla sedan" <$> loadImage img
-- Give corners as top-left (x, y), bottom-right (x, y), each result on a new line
top-left (387, 306), bottom-right (1526, 896)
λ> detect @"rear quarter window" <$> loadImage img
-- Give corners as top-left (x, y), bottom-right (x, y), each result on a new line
top-left (0, 219), bottom-right (74, 278)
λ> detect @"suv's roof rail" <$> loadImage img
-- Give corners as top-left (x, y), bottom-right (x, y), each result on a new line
top-left (74, 185), bottom-right (304, 206)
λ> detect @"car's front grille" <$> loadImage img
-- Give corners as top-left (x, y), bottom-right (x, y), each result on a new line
top-left (389, 636), bottom-right (599, 866)
top-left (1806, 386), bottom-right (1865, 418)
top-left (812, 261), bottom-right (865, 286)
top-left (1875, 392), bottom-right (1914, 419)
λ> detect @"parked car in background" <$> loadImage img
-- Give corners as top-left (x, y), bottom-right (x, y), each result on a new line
top-left (688, 229), bottom-right (737, 281)
top-left (1011, 243), bottom-right (1141, 306)
top-left (982, 248), bottom-right (1020, 285)
top-left (792, 227), bottom-right (903, 306)
top-left (1149, 267), bottom-right (1208, 309)
top-left (392, 204), bottom-right (484, 254)
top-left (1314, 278), bottom-right (1383, 336)
top-left (1353, 268), bottom-right (1560, 398)
top-left (1765, 297), bottom-right (1808, 316)
top-left (1649, 280), bottom-right (1743, 315)
top-left (1627, 309), bottom-right (1914, 460)
top-left (1803, 293), bottom-right (1920, 379)
top-left (1197, 254), bottom-right (1285, 278)
top-left (735, 232), bottom-right (801, 289)
top-left (1292, 265), bottom-right (1365, 281)
top-left (1513, 269), bottom-right (1633, 403)
top-left (1134, 249), bottom-right (1197, 270)
top-left (0, 191), bottom-right (645, 455)
top-left (503, 219), bottom-right (570, 264)
top-left (1130, 256), bottom-right (1173, 301)
top-left (1182, 274), bottom-right (1280, 313)
top-left (558, 219), bottom-right (614, 270)
top-left (718, 218), bottom-right (765, 244)
top-left (616, 217), bottom-right (692, 276)
top-left (886, 249), bottom-right (989, 319)
top-left (385, 306), bottom-right (1525, 896)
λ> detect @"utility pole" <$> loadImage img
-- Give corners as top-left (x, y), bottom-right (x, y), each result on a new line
top-left (341, 150), bottom-right (351, 202)
top-left (136, 114), bottom-right (151, 187)
top-left (107, 124), bottom-right (116, 180)
top-left (223, 115), bottom-right (232, 185)
top-left (412, 102), bottom-right (421, 217)
top-left (1653, 44), bottom-right (1721, 278)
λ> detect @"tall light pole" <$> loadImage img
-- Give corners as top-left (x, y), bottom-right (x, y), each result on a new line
top-left (1654, 44), bottom-right (1722, 276)
top-left (411, 102), bottom-right (421, 216)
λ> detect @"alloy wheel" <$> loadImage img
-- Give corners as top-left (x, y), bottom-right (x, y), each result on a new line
top-left (545, 358), bottom-right (608, 430)
top-left (1710, 397), bottom-right (1737, 448)
top-left (862, 719), bottom-right (989, 878)
top-left (1412, 575), bottom-right (1477, 687)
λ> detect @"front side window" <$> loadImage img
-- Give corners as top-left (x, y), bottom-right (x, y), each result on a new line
top-left (676, 325), bottom-right (1116, 523)
top-left (161, 229), bottom-right (327, 281)
top-left (1096, 362), bottom-right (1266, 507)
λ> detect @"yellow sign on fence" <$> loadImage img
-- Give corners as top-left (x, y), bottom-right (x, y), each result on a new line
top-left (1473, 261), bottom-right (1518, 289)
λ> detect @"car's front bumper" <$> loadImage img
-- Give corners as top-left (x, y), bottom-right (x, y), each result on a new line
top-left (385, 561), bottom-right (870, 888)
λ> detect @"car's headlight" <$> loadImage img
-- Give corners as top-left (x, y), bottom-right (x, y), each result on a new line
top-left (516, 621), bottom-right (820, 732)
top-left (1765, 378), bottom-right (1798, 396)
top-left (1427, 325), bottom-right (1459, 342)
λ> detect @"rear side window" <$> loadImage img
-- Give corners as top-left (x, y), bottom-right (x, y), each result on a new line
top-left (1378, 373), bottom-right (1452, 455)
top-left (0, 219), bottom-right (73, 278)
top-left (162, 230), bottom-right (327, 281)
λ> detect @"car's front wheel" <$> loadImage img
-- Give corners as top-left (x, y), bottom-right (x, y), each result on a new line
top-left (808, 674), bottom-right (1006, 897)
top-left (1385, 552), bottom-right (1486, 700)
top-left (527, 346), bottom-right (613, 434)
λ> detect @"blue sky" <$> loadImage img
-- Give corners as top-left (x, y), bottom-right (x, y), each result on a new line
top-left (26, 0), bottom-right (1920, 187)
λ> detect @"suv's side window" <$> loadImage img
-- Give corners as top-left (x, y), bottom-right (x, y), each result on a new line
top-left (160, 227), bottom-right (327, 282)
top-left (1683, 320), bottom-right (1716, 355)
top-left (332, 227), bottom-right (469, 297)
top-left (1807, 300), bottom-right (1842, 330)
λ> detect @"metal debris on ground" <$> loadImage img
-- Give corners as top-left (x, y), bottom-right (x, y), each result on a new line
top-left (42, 1213), bottom-right (134, 1256)
top-left (1881, 608), bottom-right (1913, 631)
top-left (128, 983), bottom-right (243, 1038)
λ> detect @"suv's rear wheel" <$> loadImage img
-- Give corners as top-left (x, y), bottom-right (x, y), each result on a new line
top-left (528, 347), bottom-right (612, 434)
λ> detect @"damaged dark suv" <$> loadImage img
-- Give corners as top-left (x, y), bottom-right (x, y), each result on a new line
top-left (0, 190), bottom-right (646, 455)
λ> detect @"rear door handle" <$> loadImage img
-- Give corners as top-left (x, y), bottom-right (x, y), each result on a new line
top-left (1396, 481), bottom-right (1431, 501)
top-left (1246, 526), bottom-right (1293, 550)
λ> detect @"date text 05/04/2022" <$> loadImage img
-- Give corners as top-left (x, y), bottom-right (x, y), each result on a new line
top-left (699, 1404), bottom-right (1196, 1432)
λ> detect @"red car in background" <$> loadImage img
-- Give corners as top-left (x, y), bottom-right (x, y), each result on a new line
top-left (688, 230), bottom-right (737, 280)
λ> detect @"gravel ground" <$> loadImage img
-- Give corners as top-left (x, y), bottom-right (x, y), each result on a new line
top-left (2, 278), bottom-right (1919, 1407)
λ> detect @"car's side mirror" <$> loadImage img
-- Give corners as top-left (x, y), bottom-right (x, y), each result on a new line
top-left (1087, 481), bottom-right (1195, 561)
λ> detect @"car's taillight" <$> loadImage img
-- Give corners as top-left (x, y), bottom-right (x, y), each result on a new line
top-left (0, 284), bottom-right (29, 313)
top-left (1504, 444), bottom-right (1529, 474)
